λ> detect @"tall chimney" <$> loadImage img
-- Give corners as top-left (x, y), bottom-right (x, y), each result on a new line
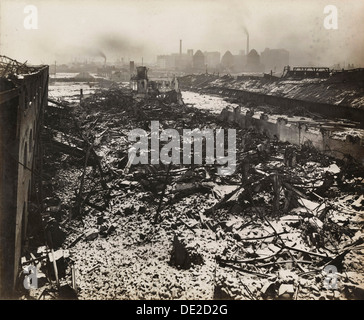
top-left (180, 39), bottom-right (182, 55)
top-left (246, 33), bottom-right (249, 55)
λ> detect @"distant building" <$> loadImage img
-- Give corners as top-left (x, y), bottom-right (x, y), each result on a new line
top-left (246, 49), bottom-right (264, 72)
top-left (260, 48), bottom-right (289, 74)
top-left (157, 52), bottom-right (193, 71)
top-left (110, 68), bottom-right (130, 82)
top-left (193, 50), bottom-right (205, 71)
top-left (74, 71), bottom-right (94, 80)
top-left (97, 65), bottom-right (116, 78)
top-left (221, 51), bottom-right (234, 71)
top-left (187, 49), bottom-right (194, 57)
top-left (157, 55), bottom-right (168, 69)
top-left (130, 66), bottom-right (149, 98)
top-left (157, 55), bottom-right (176, 70)
top-left (204, 51), bottom-right (221, 71)
top-left (233, 53), bottom-right (246, 72)
top-left (174, 53), bottom-right (192, 71)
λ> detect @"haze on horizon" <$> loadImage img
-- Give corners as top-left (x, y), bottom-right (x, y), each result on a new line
top-left (0, 0), bottom-right (363, 68)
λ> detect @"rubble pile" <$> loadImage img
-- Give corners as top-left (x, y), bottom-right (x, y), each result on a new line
top-left (179, 73), bottom-right (364, 111)
top-left (21, 85), bottom-right (364, 300)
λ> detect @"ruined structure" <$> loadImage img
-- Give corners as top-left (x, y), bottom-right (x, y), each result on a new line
top-left (179, 70), bottom-right (364, 164)
top-left (41, 80), bottom-right (364, 301)
top-left (130, 66), bottom-right (183, 104)
top-left (130, 66), bottom-right (149, 98)
top-left (283, 66), bottom-right (330, 79)
top-left (0, 56), bottom-right (48, 298)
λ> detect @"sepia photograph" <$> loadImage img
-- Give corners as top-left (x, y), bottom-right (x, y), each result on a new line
top-left (0, 0), bottom-right (363, 306)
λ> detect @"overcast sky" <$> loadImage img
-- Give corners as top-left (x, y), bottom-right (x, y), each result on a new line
top-left (1, 0), bottom-right (363, 67)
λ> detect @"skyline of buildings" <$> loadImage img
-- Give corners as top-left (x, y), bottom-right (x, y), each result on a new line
top-left (156, 44), bottom-right (290, 74)
top-left (48, 40), bottom-right (360, 77)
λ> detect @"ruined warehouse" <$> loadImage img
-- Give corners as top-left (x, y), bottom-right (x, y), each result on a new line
top-left (0, 56), bottom-right (48, 297)
top-left (0, 55), bottom-right (363, 300)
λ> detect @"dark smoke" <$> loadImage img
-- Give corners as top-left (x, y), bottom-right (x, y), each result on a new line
top-left (96, 33), bottom-right (145, 56)
top-left (97, 49), bottom-right (106, 60)
top-left (70, 46), bottom-right (107, 61)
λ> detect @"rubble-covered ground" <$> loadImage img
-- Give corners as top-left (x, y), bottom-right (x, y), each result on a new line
top-left (182, 90), bottom-right (364, 142)
top-left (21, 84), bottom-right (364, 300)
top-left (179, 73), bottom-right (364, 110)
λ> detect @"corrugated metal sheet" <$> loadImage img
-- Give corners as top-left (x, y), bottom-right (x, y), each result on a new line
top-left (207, 78), bottom-right (364, 110)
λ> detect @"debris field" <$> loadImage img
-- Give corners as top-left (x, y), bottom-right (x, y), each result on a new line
top-left (20, 84), bottom-right (364, 300)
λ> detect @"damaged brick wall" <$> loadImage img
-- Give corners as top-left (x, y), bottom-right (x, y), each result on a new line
top-left (218, 106), bottom-right (364, 165)
top-left (0, 64), bottom-right (48, 298)
top-left (208, 87), bottom-right (364, 127)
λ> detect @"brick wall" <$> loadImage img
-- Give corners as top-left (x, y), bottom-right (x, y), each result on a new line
top-left (0, 66), bottom-right (48, 298)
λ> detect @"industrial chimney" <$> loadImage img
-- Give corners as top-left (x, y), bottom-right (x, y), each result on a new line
top-left (180, 39), bottom-right (182, 55)
top-left (246, 33), bottom-right (249, 56)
